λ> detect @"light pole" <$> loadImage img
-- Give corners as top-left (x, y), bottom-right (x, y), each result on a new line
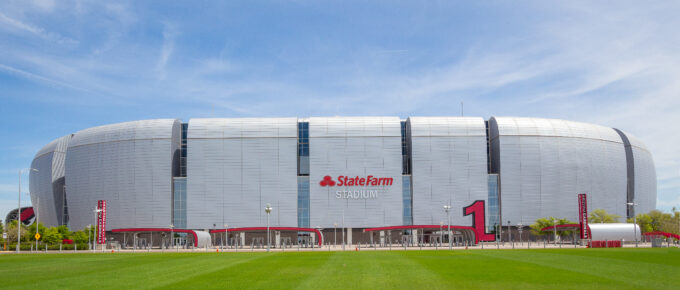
top-left (440, 221), bottom-right (444, 246)
top-left (507, 220), bottom-right (512, 243)
top-left (224, 224), bottom-right (229, 248)
top-left (552, 218), bottom-right (557, 245)
top-left (35, 197), bottom-right (39, 251)
top-left (17, 168), bottom-right (38, 253)
top-left (333, 223), bottom-right (337, 247)
top-left (443, 204), bottom-right (451, 250)
top-left (169, 224), bottom-right (174, 249)
top-left (265, 203), bottom-right (272, 252)
top-left (517, 223), bottom-right (523, 245)
top-left (626, 202), bottom-right (639, 247)
top-left (93, 207), bottom-right (102, 251)
top-left (88, 224), bottom-right (91, 251)
top-left (342, 210), bottom-right (345, 251)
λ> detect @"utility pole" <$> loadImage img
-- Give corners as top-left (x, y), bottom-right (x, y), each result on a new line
top-left (35, 197), bottom-right (39, 251)
top-left (342, 210), bottom-right (345, 251)
top-left (17, 168), bottom-right (38, 253)
top-left (627, 202), bottom-right (639, 247)
top-left (265, 203), bottom-right (272, 252)
top-left (444, 204), bottom-right (452, 250)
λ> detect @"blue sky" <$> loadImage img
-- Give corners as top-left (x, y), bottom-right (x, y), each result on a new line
top-left (1, 0), bottom-right (679, 219)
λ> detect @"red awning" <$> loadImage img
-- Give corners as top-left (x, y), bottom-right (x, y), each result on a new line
top-left (644, 231), bottom-right (680, 240)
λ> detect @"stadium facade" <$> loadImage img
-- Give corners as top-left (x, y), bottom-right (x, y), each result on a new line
top-left (28, 116), bottom-right (656, 240)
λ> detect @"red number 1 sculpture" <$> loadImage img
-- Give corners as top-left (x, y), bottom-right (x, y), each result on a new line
top-left (463, 200), bottom-right (496, 243)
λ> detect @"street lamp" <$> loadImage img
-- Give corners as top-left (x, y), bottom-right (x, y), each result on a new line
top-left (17, 168), bottom-right (38, 253)
top-left (342, 210), bottom-right (345, 251)
top-left (626, 202), bottom-right (639, 247)
top-left (507, 220), bottom-right (512, 243)
top-left (169, 224), bottom-right (174, 249)
top-left (333, 223), bottom-right (337, 247)
top-left (265, 203), bottom-right (272, 252)
top-left (224, 224), bottom-right (229, 248)
top-left (552, 218), bottom-right (557, 245)
top-left (440, 221), bottom-right (444, 246)
top-left (517, 223), bottom-right (523, 244)
top-left (443, 204), bottom-right (451, 250)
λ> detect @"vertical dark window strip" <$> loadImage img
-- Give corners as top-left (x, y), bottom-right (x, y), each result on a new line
top-left (614, 128), bottom-right (635, 218)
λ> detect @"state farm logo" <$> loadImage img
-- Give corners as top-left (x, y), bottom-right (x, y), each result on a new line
top-left (319, 175), bottom-right (393, 187)
top-left (320, 176), bottom-right (336, 187)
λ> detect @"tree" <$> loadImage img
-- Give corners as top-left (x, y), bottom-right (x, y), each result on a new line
top-left (530, 217), bottom-right (577, 237)
top-left (56, 225), bottom-right (71, 240)
top-left (27, 222), bottom-right (46, 242)
top-left (5, 220), bottom-right (30, 244)
top-left (42, 227), bottom-right (62, 245)
top-left (629, 209), bottom-right (678, 234)
top-left (530, 218), bottom-right (555, 236)
top-left (72, 230), bottom-right (88, 244)
top-left (589, 209), bottom-right (621, 223)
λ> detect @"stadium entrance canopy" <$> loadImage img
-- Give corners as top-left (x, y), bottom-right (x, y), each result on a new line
top-left (363, 225), bottom-right (478, 244)
top-left (210, 227), bottom-right (323, 247)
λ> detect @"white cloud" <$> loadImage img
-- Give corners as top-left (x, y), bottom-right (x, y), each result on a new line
top-left (0, 11), bottom-right (77, 45)
top-left (156, 22), bottom-right (179, 80)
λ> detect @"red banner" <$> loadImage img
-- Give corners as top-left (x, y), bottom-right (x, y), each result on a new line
top-left (578, 194), bottom-right (589, 239)
top-left (97, 200), bottom-right (107, 244)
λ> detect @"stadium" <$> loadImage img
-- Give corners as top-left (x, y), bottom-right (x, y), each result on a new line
top-left (22, 116), bottom-right (656, 247)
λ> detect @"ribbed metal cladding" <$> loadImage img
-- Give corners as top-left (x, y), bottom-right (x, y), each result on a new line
top-left (308, 117), bottom-right (403, 228)
top-left (489, 117), bottom-right (629, 224)
top-left (621, 131), bottom-right (657, 215)
top-left (186, 118), bottom-right (298, 229)
top-left (65, 119), bottom-right (180, 230)
top-left (409, 117), bottom-right (489, 226)
top-left (29, 134), bottom-right (72, 227)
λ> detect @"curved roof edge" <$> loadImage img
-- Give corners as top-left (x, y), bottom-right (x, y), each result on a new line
top-left (68, 119), bottom-right (181, 148)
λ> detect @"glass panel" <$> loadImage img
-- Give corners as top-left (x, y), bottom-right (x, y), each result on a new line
top-left (297, 176), bottom-right (310, 228)
top-left (487, 174), bottom-right (499, 233)
top-left (402, 175), bottom-right (413, 225)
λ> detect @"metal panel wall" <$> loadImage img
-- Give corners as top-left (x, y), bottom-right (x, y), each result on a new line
top-left (308, 117), bottom-right (403, 228)
top-left (65, 119), bottom-right (179, 230)
top-left (489, 117), bottom-right (628, 225)
top-left (409, 117), bottom-right (489, 226)
top-left (29, 134), bottom-right (71, 227)
top-left (186, 118), bottom-right (298, 229)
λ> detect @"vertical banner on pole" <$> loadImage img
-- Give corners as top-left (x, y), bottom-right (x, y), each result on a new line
top-left (97, 200), bottom-right (107, 244)
top-left (578, 194), bottom-right (588, 239)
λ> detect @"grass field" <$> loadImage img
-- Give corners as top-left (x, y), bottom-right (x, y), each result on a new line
top-left (1, 248), bottom-right (678, 289)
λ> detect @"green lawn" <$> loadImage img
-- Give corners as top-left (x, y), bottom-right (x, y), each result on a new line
top-left (1, 248), bottom-right (678, 289)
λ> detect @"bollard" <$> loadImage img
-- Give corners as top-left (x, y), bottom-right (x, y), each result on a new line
top-left (74, 244), bottom-right (77, 252)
